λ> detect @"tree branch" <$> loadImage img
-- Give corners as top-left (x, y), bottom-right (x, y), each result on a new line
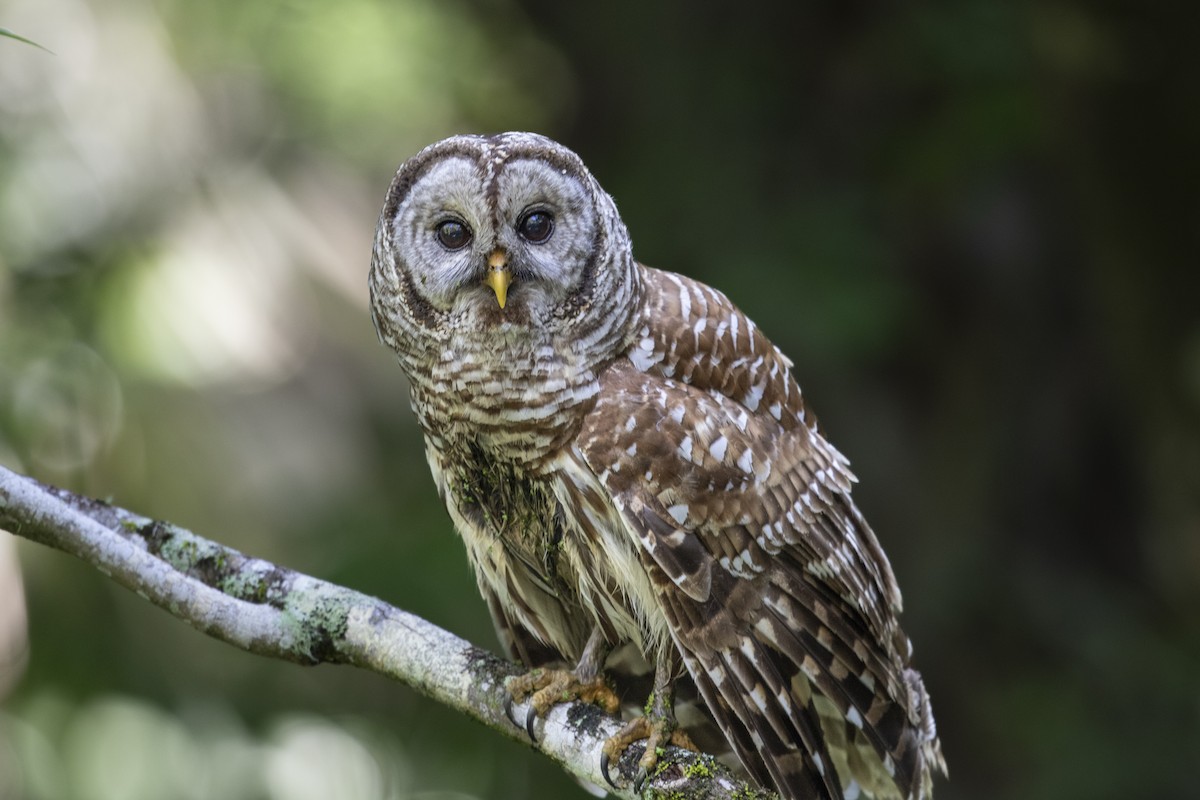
top-left (0, 465), bottom-right (772, 800)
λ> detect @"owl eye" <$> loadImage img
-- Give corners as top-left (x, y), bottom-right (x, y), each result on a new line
top-left (435, 219), bottom-right (472, 250)
top-left (517, 211), bottom-right (554, 243)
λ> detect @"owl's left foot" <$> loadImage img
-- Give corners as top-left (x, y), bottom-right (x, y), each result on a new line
top-left (504, 668), bottom-right (620, 741)
top-left (599, 649), bottom-right (696, 791)
top-left (600, 713), bottom-right (698, 791)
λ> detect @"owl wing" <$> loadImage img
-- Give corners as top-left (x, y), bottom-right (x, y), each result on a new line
top-left (575, 268), bottom-right (943, 799)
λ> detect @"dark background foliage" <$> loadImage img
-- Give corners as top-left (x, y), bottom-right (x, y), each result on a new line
top-left (1, 2), bottom-right (1196, 798)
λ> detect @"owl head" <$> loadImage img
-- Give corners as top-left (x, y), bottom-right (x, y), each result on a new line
top-left (370, 132), bottom-right (642, 367)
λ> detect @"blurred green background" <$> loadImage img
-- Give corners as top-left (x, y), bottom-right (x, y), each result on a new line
top-left (1, 1), bottom-right (1197, 798)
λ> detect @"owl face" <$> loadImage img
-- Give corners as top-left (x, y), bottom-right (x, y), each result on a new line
top-left (372, 133), bottom-right (634, 340)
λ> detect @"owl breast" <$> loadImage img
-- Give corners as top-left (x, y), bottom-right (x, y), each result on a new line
top-left (423, 415), bottom-right (667, 664)
top-left (408, 328), bottom-right (666, 663)
top-left (407, 329), bottom-right (603, 470)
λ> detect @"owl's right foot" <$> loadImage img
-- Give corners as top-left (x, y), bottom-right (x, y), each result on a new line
top-left (504, 668), bottom-right (620, 741)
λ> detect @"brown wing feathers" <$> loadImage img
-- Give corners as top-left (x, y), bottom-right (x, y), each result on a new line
top-left (579, 267), bottom-right (942, 799)
top-left (628, 492), bottom-right (844, 798)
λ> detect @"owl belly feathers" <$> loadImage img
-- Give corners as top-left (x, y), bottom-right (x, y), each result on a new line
top-left (410, 330), bottom-right (671, 667)
top-left (370, 132), bottom-right (945, 800)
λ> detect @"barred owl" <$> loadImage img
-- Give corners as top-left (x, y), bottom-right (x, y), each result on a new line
top-left (369, 132), bottom-right (945, 800)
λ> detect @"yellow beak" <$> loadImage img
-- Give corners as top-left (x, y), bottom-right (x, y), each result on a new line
top-left (485, 249), bottom-right (511, 309)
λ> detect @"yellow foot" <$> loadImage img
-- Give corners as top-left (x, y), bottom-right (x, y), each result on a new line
top-left (504, 668), bottom-right (620, 740)
top-left (600, 714), bottom-right (698, 790)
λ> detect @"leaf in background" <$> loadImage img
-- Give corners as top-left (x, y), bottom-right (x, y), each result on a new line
top-left (0, 26), bottom-right (52, 52)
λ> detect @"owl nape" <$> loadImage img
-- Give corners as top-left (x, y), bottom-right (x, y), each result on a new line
top-left (369, 132), bottom-right (946, 800)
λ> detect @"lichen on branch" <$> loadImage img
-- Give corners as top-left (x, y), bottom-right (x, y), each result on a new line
top-left (0, 465), bottom-right (771, 800)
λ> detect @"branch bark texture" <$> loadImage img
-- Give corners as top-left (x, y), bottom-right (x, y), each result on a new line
top-left (0, 465), bottom-right (771, 800)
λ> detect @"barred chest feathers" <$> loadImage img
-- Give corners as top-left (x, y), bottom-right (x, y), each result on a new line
top-left (416, 369), bottom-right (672, 666)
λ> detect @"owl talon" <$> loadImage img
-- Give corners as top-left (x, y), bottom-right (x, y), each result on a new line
top-left (600, 750), bottom-right (617, 789)
top-left (504, 667), bottom-right (619, 745)
top-left (525, 701), bottom-right (540, 742)
top-left (503, 693), bottom-right (516, 727)
top-left (601, 714), bottom-right (697, 789)
top-left (502, 692), bottom-right (529, 736)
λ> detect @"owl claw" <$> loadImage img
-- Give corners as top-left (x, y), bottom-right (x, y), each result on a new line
top-left (502, 693), bottom-right (522, 732)
top-left (599, 737), bottom-right (650, 790)
top-left (598, 744), bottom-right (655, 791)
top-left (525, 701), bottom-right (540, 742)
top-left (600, 715), bottom-right (698, 790)
top-left (600, 750), bottom-right (618, 789)
top-left (500, 678), bottom-right (539, 742)
top-left (503, 668), bottom-right (620, 745)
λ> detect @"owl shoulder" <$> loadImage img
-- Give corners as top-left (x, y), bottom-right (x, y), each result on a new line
top-left (627, 265), bottom-right (811, 431)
